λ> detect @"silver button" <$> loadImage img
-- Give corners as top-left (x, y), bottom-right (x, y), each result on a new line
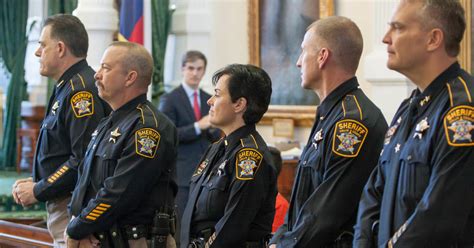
top-left (132, 227), bottom-right (137, 231)
top-left (303, 161), bottom-right (307, 165)
top-left (133, 233), bottom-right (138, 238)
top-left (209, 182), bottom-right (213, 187)
top-left (112, 231), bottom-right (117, 237)
top-left (407, 155), bottom-right (412, 160)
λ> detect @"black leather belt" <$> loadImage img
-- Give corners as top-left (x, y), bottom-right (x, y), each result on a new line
top-left (189, 228), bottom-right (268, 248)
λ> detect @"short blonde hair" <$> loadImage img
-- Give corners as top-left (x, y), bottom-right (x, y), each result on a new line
top-left (108, 41), bottom-right (154, 86)
top-left (307, 16), bottom-right (363, 74)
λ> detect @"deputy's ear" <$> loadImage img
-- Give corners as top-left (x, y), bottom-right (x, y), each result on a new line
top-left (234, 97), bottom-right (247, 114)
top-left (426, 28), bottom-right (443, 52)
top-left (318, 47), bottom-right (330, 69)
top-left (57, 41), bottom-right (67, 58)
top-left (124, 70), bottom-right (138, 87)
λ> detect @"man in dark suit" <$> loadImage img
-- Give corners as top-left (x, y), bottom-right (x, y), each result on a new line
top-left (159, 50), bottom-right (220, 222)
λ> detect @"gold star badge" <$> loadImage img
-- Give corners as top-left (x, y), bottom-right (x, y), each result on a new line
top-left (109, 127), bottom-right (121, 143)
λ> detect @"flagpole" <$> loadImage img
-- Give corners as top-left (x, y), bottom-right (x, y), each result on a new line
top-left (144, 0), bottom-right (153, 100)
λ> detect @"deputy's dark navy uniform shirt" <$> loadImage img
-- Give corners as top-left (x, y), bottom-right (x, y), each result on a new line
top-left (33, 59), bottom-right (110, 202)
top-left (180, 125), bottom-right (277, 248)
top-left (271, 77), bottom-right (388, 248)
top-left (67, 94), bottom-right (178, 240)
top-left (354, 62), bottom-right (474, 248)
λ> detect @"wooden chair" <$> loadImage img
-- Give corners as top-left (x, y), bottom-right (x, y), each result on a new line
top-left (16, 105), bottom-right (44, 174)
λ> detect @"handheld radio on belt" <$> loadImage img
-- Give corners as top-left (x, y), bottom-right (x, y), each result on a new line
top-left (150, 167), bottom-right (176, 248)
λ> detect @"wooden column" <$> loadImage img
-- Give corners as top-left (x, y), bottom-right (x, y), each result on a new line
top-left (459, 0), bottom-right (472, 73)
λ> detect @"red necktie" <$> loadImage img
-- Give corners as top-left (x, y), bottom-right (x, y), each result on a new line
top-left (193, 90), bottom-right (201, 120)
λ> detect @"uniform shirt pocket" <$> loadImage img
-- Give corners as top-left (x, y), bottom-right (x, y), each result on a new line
top-left (401, 150), bottom-right (430, 204)
top-left (94, 143), bottom-right (120, 182)
top-left (205, 175), bottom-right (229, 219)
top-left (40, 115), bottom-right (59, 154)
top-left (303, 147), bottom-right (324, 187)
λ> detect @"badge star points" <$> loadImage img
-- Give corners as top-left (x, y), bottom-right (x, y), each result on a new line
top-left (217, 160), bottom-right (227, 176)
top-left (448, 118), bottom-right (473, 142)
top-left (312, 129), bottom-right (323, 149)
top-left (109, 127), bottom-right (121, 143)
top-left (239, 159), bottom-right (257, 176)
top-left (395, 143), bottom-right (401, 153)
top-left (413, 117), bottom-right (430, 139)
top-left (138, 137), bottom-right (157, 155)
top-left (336, 131), bottom-right (361, 154)
top-left (74, 99), bottom-right (92, 114)
top-left (51, 101), bottom-right (59, 115)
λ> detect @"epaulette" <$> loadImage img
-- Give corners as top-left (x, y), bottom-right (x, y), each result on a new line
top-left (446, 76), bottom-right (473, 107)
top-left (69, 73), bottom-right (94, 118)
top-left (239, 134), bottom-right (259, 149)
top-left (136, 103), bottom-right (159, 128)
top-left (69, 73), bottom-right (88, 92)
top-left (341, 94), bottom-right (364, 121)
top-left (443, 76), bottom-right (473, 147)
top-left (332, 94), bottom-right (368, 158)
top-left (235, 134), bottom-right (263, 180)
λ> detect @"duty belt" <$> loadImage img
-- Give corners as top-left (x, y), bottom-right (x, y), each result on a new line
top-left (122, 224), bottom-right (149, 240)
top-left (189, 228), bottom-right (269, 248)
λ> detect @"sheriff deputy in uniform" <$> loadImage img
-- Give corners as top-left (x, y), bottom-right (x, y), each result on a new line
top-left (65, 42), bottom-right (178, 248)
top-left (12, 14), bottom-right (110, 247)
top-left (180, 64), bottom-right (277, 248)
top-left (354, 1), bottom-right (474, 247)
top-left (270, 16), bottom-right (388, 248)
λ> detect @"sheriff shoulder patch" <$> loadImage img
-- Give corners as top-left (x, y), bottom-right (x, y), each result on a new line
top-left (135, 128), bottom-right (161, 158)
top-left (332, 119), bottom-right (368, 157)
top-left (71, 91), bottom-right (94, 118)
top-left (235, 148), bottom-right (263, 180)
top-left (443, 105), bottom-right (474, 147)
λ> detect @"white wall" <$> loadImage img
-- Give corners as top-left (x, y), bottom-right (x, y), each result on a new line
top-left (23, 0), bottom-right (414, 145)
top-left (163, 0), bottom-right (415, 145)
top-left (166, 0), bottom-right (248, 94)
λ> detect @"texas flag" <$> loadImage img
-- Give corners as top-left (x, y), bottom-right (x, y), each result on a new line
top-left (118, 0), bottom-right (144, 44)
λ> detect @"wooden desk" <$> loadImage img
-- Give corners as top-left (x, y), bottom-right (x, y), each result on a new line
top-left (0, 220), bottom-right (53, 247)
top-left (278, 159), bottom-right (298, 201)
